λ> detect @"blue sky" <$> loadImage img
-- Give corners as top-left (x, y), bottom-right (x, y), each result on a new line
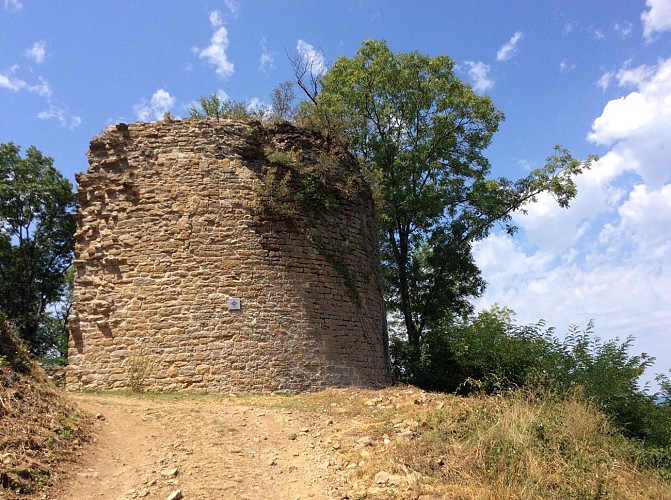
top-left (2, 0), bottom-right (670, 385)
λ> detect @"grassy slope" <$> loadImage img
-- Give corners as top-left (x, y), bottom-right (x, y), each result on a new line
top-left (267, 387), bottom-right (671, 499)
top-left (0, 317), bottom-right (91, 498)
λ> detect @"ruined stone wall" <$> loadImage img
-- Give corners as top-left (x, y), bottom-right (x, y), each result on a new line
top-left (66, 119), bottom-right (391, 393)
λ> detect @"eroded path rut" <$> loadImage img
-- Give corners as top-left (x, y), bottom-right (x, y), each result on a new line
top-left (49, 393), bottom-right (348, 500)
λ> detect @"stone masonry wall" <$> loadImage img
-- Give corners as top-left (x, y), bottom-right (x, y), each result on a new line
top-left (66, 119), bottom-right (391, 393)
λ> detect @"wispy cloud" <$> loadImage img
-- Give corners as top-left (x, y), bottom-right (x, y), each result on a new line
top-left (559, 59), bottom-right (576, 72)
top-left (596, 60), bottom-right (656, 92)
top-left (29, 76), bottom-right (52, 97)
top-left (3, 0), bottom-right (22, 12)
top-left (0, 65), bottom-right (52, 97)
top-left (223, 0), bottom-right (240, 18)
top-left (259, 37), bottom-right (273, 72)
top-left (591, 28), bottom-right (605, 40)
top-left (642, 0), bottom-right (671, 41)
top-left (614, 21), bottom-right (633, 37)
top-left (464, 61), bottom-right (493, 92)
top-left (133, 88), bottom-right (176, 121)
top-left (24, 41), bottom-right (47, 64)
top-left (597, 71), bottom-right (613, 91)
top-left (496, 31), bottom-right (523, 62)
top-left (37, 104), bottom-right (81, 129)
top-left (196, 11), bottom-right (234, 79)
top-left (209, 10), bottom-right (224, 27)
top-left (1, 64), bottom-right (77, 128)
top-left (562, 21), bottom-right (577, 34)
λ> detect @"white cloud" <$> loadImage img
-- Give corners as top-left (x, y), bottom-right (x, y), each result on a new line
top-left (597, 71), bottom-right (613, 91)
top-left (197, 14), bottom-right (234, 79)
top-left (215, 89), bottom-right (230, 101)
top-left (3, 0), bottom-right (22, 11)
top-left (296, 40), bottom-right (327, 77)
top-left (597, 60), bottom-right (657, 92)
top-left (259, 37), bottom-right (273, 72)
top-left (562, 21), bottom-right (577, 34)
top-left (559, 59), bottom-right (576, 72)
top-left (615, 61), bottom-right (656, 87)
top-left (474, 55), bottom-right (671, 384)
top-left (588, 92), bottom-right (655, 145)
top-left (133, 88), bottom-right (176, 121)
top-left (464, 61), bottom-right (493, 92)
top-left (591, 28), bottom-right (605, 40)
top-left (37, 104), bottom-right (81, 129)
top-left (25, 41), bottom-right (47, 63)
top-left (223, 0), bottom-right (240, 17)
top-left (588, 58), bottom-right (671, 188)
top-left (247, 97), bottom-right (270, 115)
top-left (209, 10), bottom-right (223, 27)
top-left (642, 0), bottom-right (671, 40)
top-left (28, 76), bottom-right (52, 97)
top-left (496, 31), bottom-right (523, 62)
top-left (614, 21), bottom-right (633, 37)
top-left (0, 66), bottom-right (26, 91)
top-left (0, 66), bottom-right (52, 97)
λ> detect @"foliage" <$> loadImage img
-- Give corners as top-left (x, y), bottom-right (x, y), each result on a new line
top-left (306, 40), bottom-right (595, 367)
top-left (264, 148), bottom-right (298, 167)
top-left (0, 142), bottom-right (76, 357)
top-left (188, 93), bottom-right (264, 120)
top-left (395, 306), bottom-right (671, 453)
top-left (268, 81), bottom-right (297, 123)
top-left (39, 265), bottom-right (74, 365)
top-left (125, 351), bottom-right (153, 392)
top-left (255, 166), bottom-right (295, 220)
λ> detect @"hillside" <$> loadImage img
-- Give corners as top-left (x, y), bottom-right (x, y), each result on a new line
top-left (4, 386), bottom-right (671, 499)
top-left (0, 316), bottom-right (91, 498)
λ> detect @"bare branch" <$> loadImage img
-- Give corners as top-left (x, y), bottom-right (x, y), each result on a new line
top-left (287, 45), bottom-right (327, 105)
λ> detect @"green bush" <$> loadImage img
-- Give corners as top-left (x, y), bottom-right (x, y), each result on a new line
top-left (391, 306), bottom-right (671, 454)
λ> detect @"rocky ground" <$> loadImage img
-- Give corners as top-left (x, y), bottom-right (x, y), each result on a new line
top-left (16, 385), bottom-right (670, 500)
top-left (45, 392), bottom-right (355, 499)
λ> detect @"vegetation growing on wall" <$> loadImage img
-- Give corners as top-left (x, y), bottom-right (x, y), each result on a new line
top-left (256, 131), bottom-right (368, 306)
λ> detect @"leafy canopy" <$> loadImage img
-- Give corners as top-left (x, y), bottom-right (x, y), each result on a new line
top-left (311, 40), bottom-right (595, 366)
top-left (404, 306), bottom-right (671, 449)
top-left (188, 94), bottom-right (264, 120)
top-left (0, 142), bottom-right (76, 357)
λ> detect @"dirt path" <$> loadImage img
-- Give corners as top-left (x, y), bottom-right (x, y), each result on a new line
top-left (47, 393), bottom-right (349, 500)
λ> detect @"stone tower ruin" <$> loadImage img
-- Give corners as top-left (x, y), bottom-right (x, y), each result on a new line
top-left (66, 119), bottom-right (391, 393)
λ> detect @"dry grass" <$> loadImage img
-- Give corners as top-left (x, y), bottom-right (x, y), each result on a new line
top-left (278, 386), bottom-right (671, 499)
top-left (0, 319), bottom-right (92, 498)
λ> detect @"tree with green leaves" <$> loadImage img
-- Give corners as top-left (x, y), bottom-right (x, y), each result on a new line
top-left (188, 93), bottom-right (263, 120)
top-left (306, 40), bottom-right (595, 371)
top-left (412, 306), bottom-right (671, 447)
top-left (0, 142), bottom-right (76, 358)
top-left (268, 81), bottom-right (297, 123)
